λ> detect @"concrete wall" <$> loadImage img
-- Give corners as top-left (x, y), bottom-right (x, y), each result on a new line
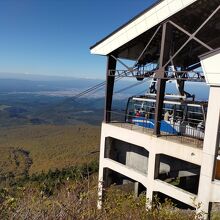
top-left (159, 154), bottom-right (200, 178)
top-left (200, 49), bottom-right (220, 85)
top-left (98, 123), bottom-right (203, 209)
top-left (104, 137), bottom-right (149, 174)
top-left (198, 86), bottom-right (220, 212)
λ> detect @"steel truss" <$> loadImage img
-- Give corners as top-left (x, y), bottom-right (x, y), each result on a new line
top-left (105, 3), bottom-right (220, 135)
top-left (108, 69), bottom-right (205, 82)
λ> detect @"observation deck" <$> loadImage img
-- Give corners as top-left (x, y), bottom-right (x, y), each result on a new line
top-left (108, 121), bottom-right (203, 148)
top-left (91, 0), bottom-right (220, 218)
top-left (100, 122), bottom-right (203, 208)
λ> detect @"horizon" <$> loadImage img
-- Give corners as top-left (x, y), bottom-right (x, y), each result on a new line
top-left (0, 72), bottom-right (210, 101)
top-left (0, 71), bottom-right (105, 81)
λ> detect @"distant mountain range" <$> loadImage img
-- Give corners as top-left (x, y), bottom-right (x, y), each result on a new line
top-left (0, 78), bottom-right (93, 93)
top-left (0, 72), bottom-right (101, 81)
top-left (0, 72), bottom-right (145, 98)
top-left (0, 72), bottom-right (210, 100)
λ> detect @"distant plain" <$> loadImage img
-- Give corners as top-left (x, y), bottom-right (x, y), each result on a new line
top-left (0, 73), bottom-right (209, 184)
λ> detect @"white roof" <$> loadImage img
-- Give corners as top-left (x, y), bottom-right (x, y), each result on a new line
top-left (90, 0), bottom-right (198, 56)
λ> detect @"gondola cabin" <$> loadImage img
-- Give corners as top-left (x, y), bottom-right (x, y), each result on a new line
top-left (125, 95), bottom-right (207, 139)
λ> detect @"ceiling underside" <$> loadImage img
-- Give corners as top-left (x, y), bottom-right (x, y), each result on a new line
top-left (113, 0), bottom-right (220, 69)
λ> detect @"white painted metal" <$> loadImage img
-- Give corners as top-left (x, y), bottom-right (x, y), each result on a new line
top-left (90, 0), bottom-right (198, 55)
top-left (145, 93), bottom-right (186, 99)
top-left (133, 97), bottom-right (202, 107)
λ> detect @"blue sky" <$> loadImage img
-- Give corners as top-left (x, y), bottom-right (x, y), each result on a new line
top-left (0, 0), bottom-right (156, 79)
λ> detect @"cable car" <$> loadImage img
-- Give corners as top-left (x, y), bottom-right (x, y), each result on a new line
top-left (125, 95), bottom-right (207, 139)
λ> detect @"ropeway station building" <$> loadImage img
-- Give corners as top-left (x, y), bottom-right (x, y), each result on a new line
top-left (90, 0), bottom-right (220, 218)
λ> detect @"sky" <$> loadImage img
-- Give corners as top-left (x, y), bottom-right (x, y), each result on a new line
top-left (0, 0), bottom-right (157, 79)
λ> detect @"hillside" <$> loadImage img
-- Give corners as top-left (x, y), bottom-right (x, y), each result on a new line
top-left (0, 124), bottom-right (100, 186)
top-left (0, 92), bottom-right (128, 127)
top-left (0, 77), bottom-right (214, 219)
top-left (0, 175), bottom-right (203, 220)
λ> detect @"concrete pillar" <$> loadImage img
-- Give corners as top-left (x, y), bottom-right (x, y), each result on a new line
top-left (97, 172), bottom-right (104, 209)
top-left (197, 87), bottom-right (220, 218)
top-left (146, 152), bottom-right (160, 201)
top-left (97, 126), bottom-right (106, 209)
top-left (134, 182), bottom-right (139, 197)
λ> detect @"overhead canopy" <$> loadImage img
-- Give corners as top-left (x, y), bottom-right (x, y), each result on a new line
top-left (90, 0), bottom-right (220, 68)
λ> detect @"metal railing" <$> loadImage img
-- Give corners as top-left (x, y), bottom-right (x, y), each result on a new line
top-left (107, 110), bottom-right (204, 148)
